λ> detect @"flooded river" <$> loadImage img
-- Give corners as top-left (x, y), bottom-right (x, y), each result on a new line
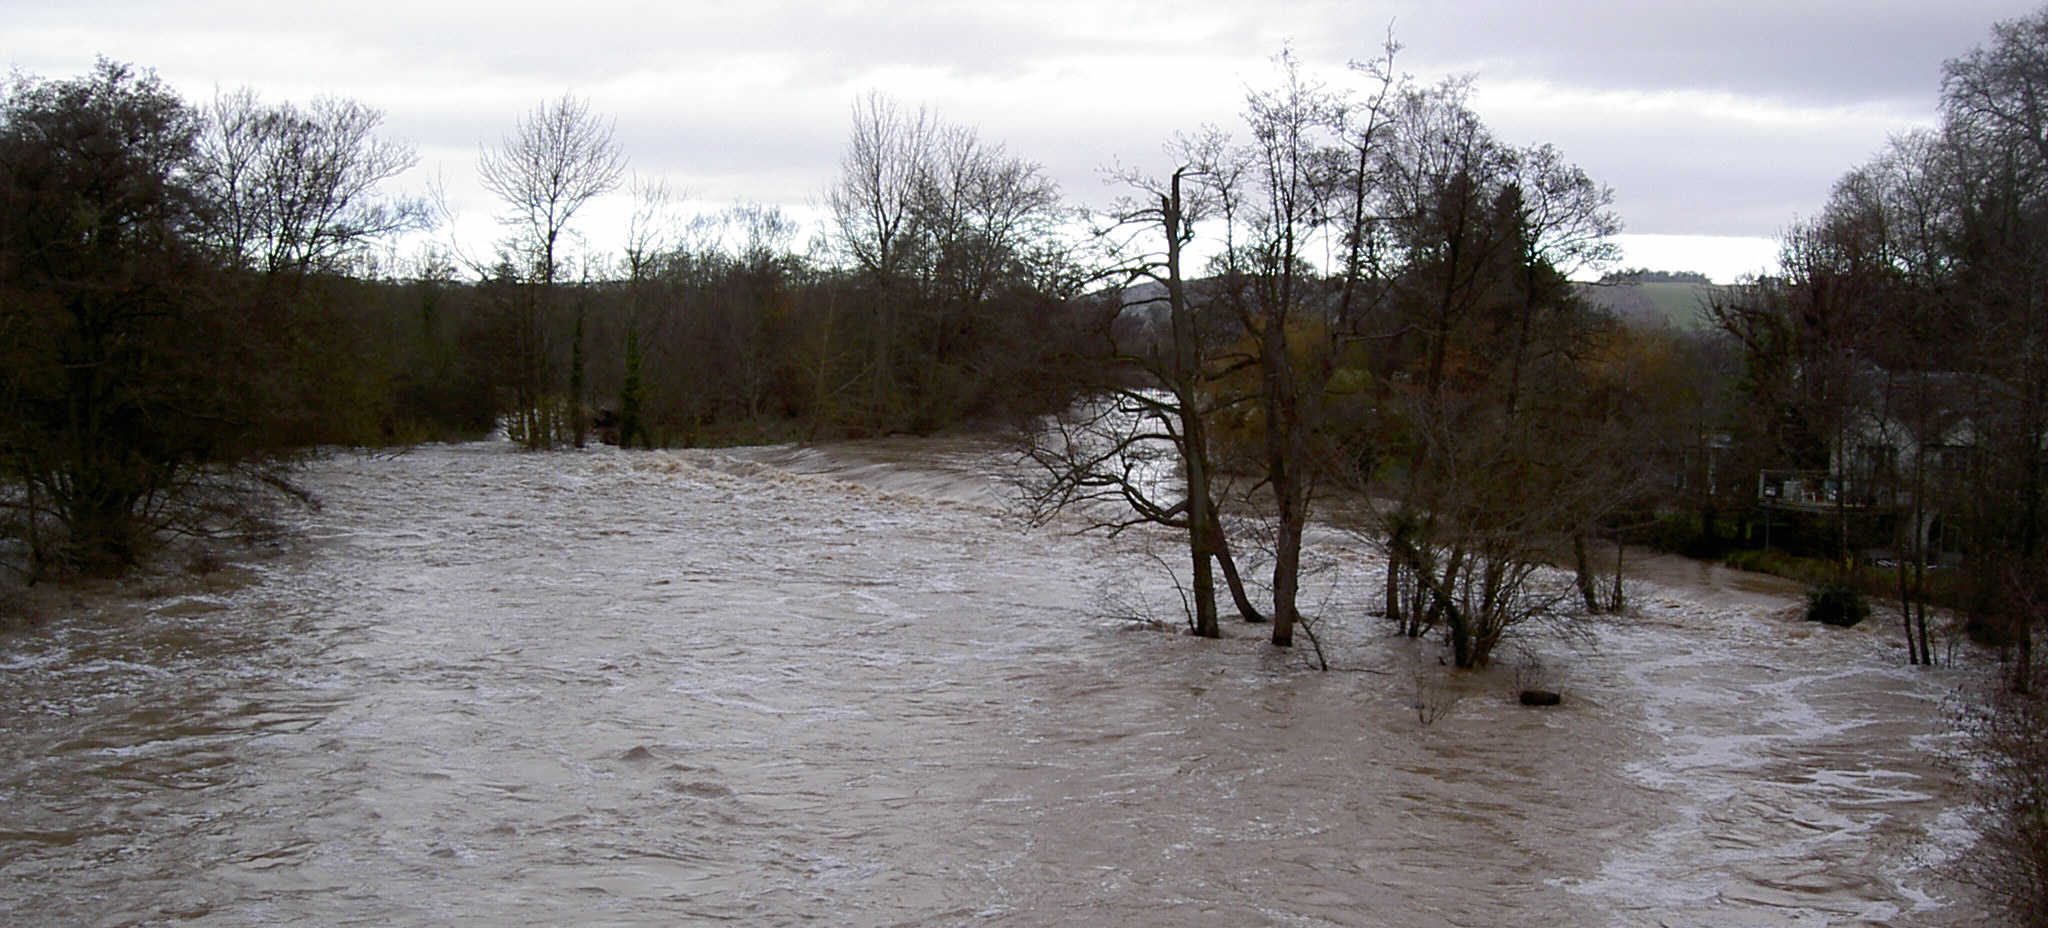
top-left (0, 438), bottom-right (1988, 925)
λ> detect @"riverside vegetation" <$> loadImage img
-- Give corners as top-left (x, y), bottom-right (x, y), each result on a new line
top-left (1, 16), bottom-right (2042, 922)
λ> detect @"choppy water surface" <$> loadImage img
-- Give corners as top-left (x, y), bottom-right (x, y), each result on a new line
top-left (0, 439), bottom-right (1986, 925)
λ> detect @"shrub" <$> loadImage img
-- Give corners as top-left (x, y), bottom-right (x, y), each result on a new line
top-left (1949, 668), bottom-right (2048, 925)
top-left (1806, 582), bottom-right (1869, 627)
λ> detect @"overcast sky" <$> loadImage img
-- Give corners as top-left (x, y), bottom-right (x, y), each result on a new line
top-left (6, 1), bottom-right (2033, 281)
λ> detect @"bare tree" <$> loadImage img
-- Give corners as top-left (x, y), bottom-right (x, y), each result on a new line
top-left (1210, 48), bottom-right (1348, 648)
top-left (1017, 160), bottom-right (1265, 638)
top-left (827, 91), bottom-right (932, 292)
top-left (480, 92), bottom-right (626, 287)
top-left (1497, 143), bottom-right (1622, 417)
top-left (197, 89), bottom-right (426, 276)
top-left (1938, 11), bottom-right (2045, 692)
top-left (1374, 369), bottom-right (1634, 669)
top-left (1362, 79), bottom-right (1518, 631)
top-left (825, 92), bottom-right (931, 424)
top-left (478, 93), bottom-right (626, 448)
top-left (824, 92), bottom-right (1072, 432)
top-left (1202, 44), bottom-right (1414, 649)
top-left (615, 176), bottom-right (683, 448)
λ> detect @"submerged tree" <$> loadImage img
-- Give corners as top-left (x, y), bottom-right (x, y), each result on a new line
top-left (1029, 42), bottom-right (1620, 662)
top-left (1183, 45), bottom-right (1413, 649)
top-left (1225, 49), bottom-right (1345, 648)
top-left (0, 61), bottom-right (246, 572)
top-left (1018, 158), bottom-right (1264, 638)
top-left (478, 93), bottom-right (626, 449)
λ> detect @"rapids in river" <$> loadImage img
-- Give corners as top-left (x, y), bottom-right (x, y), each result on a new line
top-left (0, 438), bottom-right (1990, 925)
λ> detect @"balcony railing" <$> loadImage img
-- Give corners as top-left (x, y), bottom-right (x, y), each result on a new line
top-left (1756, 470), bottom-right (1878, 511)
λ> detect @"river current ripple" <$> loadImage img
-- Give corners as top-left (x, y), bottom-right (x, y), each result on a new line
top-left (0, 439), bottom-right (1985, 925)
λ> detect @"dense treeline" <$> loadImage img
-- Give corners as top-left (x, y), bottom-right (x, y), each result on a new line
top-left (2, 28), bottom-right (2037, 671)
top-left (0, 62), bottom-right (519, 576)
top-left (0, 63), bottom-right (1096, 580)
top-left (1706, 15), bottom-right (2044, 920)
top-left (0, 61), bottom-right (432, 575)
top-left (0, 19), bottom-right (2040, 922)
top-left (476, 220), bottom-right (1094, 450)
top-left (1596, 268), bottom-right (1711, 285)
top-left (1705, 11), bottom-right (2045, 673)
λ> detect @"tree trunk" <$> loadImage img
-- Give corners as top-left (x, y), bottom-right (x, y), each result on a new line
top-left (1188, 525), bottom-right (1219, 638)
top-left (1443, 545), bottom-right (1474, 667)
top-left (1384, 550), bottom-right (1402, 622)
top-left (619, 314), bottom-right (644, 449)
top-left (1898, 559), bottom-right (1918, 664)
top-left (1572, 532), bottom-right (1600, 613)
top-left (1271, 505), bottom-right (1302, 647)
top-left (1901, 445), bottom-right (1930, 665)
top-left (1182, 381), bottom-right (1220, 639)
top-left (1398, 533), bottom-right (1472, 666)
top-left (1207, 516), bottom-right (1266, 623)
top-left (1165, 173), bottom-right (1219, 641)
top-left (1259, 314), bottom-right (1304, 648)
top-left (570, 304), bottom-right (587, 449)
top-left (1611, 534), bottom-right (1626, 612)
top-left (2014, 615), bottom-right (2033, 694)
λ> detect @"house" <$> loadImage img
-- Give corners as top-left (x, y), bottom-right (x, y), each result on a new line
top-left (1755, 368), bottom-right (2006, 561)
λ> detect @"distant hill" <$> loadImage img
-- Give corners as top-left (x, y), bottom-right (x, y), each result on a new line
top-left (1578, 279), bottom-right (1723, 330)
top-left (1110, 274), bottom-right (1726, 332)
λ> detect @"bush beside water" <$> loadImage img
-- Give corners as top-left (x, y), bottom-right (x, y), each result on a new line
top-left (1807, 583), bottom-right (1870, 627)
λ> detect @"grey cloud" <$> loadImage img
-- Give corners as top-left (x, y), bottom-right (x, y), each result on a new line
top-left (1317, 0), bottom-right (2031, 110)
top-left (8, 0), bottom-right (2031, 252)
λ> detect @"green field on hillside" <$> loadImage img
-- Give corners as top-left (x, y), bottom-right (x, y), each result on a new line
top-left (1580, 280), bottom-right (1722, 330)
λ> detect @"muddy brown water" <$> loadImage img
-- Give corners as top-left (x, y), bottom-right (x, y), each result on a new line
top-left (0, 439), bottom-right (1988, 925)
